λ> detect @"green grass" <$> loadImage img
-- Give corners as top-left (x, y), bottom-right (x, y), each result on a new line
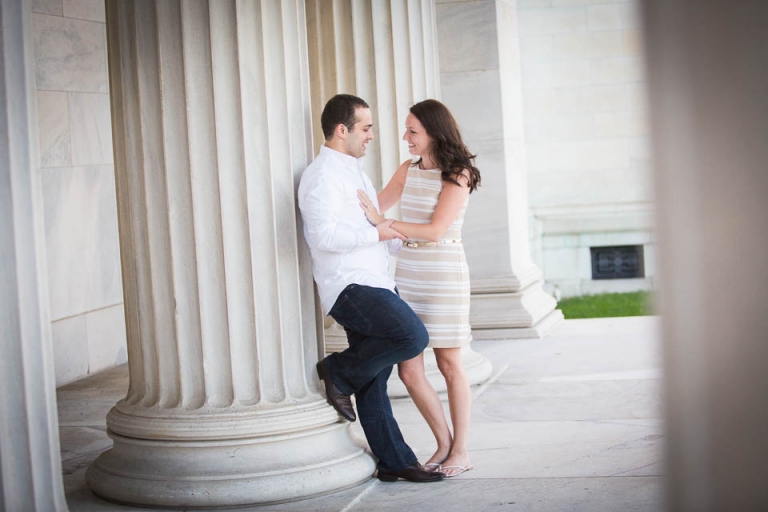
top-left (557, 291), bottom-right (654, 319)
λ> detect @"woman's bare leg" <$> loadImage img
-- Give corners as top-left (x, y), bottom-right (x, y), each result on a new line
top-left (398, 353), bottom-right (452, 465)
top-left (434, 347), bottom-right (472, 475)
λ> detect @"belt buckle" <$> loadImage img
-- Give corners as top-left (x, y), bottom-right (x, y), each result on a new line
top-left (404, 241), bottom-right (418, 248)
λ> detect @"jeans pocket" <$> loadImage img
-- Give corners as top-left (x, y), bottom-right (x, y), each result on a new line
top-left (330, 289), bottom-right (374, 334)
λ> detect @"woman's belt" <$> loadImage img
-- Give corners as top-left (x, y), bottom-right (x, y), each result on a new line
top-left (403, 239), bottom-right (463, 248)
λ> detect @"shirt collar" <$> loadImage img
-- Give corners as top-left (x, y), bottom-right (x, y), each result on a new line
top-left (319, 144), bottom-right (364, 172)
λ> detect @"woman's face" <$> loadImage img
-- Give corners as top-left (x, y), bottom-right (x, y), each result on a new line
top-left (402, 113), bottom-right (433, 159)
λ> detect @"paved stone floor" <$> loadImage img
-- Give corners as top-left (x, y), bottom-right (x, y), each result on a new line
top-left (60, 316), bottom-right (664, 511)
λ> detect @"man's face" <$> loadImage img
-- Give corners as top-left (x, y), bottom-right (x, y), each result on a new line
top-left (343, 107), bottom-right (374, 158)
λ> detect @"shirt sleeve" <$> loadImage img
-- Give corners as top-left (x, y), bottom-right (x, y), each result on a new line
top-left (299, 173), bottom-right (379, 253)
top-left (386, 238), bottom-right (402, 256)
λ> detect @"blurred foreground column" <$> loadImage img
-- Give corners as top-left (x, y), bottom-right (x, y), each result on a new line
top-left (642, 1), bottom-right (768, 510)
top-left (0, 0), bottom-right (68, 510)
top-left (306, 0), bottom-right (492, 395)
top-left (86, 1), bottom-right (374, 508)
top-left (436, 0), bottom-right (563, 340)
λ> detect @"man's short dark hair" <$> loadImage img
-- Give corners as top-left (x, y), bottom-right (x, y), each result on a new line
top-left (321, 94), bottom-right (370, 140)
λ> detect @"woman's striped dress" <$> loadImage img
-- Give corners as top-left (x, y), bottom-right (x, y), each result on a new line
top-left (395, 163), bottom-right (471, 348)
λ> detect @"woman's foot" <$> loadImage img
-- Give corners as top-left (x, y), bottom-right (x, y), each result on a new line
top-left (424, 447), bottom-right (450, 468)
top-left (440, 451), bottom-right (472, 477)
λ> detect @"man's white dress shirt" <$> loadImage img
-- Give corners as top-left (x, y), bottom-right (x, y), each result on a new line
top-left (298, 145), bottom-right (397, 315)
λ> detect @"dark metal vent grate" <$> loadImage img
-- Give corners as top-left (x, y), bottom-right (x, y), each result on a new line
top-left (590, 245), bottom-right (645, 280)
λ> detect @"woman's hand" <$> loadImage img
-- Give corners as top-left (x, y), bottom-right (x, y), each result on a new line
top-left (357, 189), bottom-right (385, 225)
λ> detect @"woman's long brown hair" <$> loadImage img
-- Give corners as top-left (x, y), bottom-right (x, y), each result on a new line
top-left (410, 99), bottom-right (481, 192)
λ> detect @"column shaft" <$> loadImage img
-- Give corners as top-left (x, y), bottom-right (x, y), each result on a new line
top-left (0, 0), bottom-right (68, 509)
top-left (86, 1), bottom-right (374, 507)
top-left (437, 0), bottom-right (563, 339)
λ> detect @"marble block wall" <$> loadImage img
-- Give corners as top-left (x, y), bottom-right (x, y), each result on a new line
top-left (517, 0), bottom-right (655, 296)
top-left (31, 0), bottom-right (126, 386)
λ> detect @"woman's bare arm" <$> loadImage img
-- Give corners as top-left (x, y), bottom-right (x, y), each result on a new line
top-left (377, 160), bottom-right (410, 213)
top-left (359, 170), bottom-right (471, 242)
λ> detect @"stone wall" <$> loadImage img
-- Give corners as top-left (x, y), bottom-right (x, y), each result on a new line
top-left (518, 0), bottom-right (655, 297)
top-left (31, 0), bottom-right (126, 385)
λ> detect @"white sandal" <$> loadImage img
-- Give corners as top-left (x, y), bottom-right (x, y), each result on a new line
top-left (441, 464), bottom-right (474, 478)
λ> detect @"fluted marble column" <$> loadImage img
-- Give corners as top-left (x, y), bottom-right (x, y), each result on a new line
top-left (437, 0), bottom-right (564, 339)
top-left (307, 0), bottom-right (492, 395)
top-left (0, 0), bottom-right (68, 510)
top-left (85, 1), bottom-right (374, 508)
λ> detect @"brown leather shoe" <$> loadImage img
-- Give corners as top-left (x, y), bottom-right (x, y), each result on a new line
top-left (316, 358), bottom-right (356, 422)
top-left (377, 463), bottom-right (446, 483)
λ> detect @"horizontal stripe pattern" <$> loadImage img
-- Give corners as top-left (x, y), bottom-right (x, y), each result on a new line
top-left (395, 164), bottom-right (471, 348)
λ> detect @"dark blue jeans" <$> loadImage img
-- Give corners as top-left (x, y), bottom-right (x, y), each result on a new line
top-left (327, 284), bottom-right (429, 471)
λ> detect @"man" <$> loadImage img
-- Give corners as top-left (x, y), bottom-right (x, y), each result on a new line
top-left (298, 94), bottom-right (443, 483)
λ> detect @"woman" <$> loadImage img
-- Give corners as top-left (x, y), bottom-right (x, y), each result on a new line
top-left (357, 99), bottom-right (481, 477)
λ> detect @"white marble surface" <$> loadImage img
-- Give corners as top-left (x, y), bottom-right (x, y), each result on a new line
top-left (42, 165), bottom-right (122, 321)
top-left (436, 0), bottom-right (498, 73)
top-left (51, 304), bottom-right (128, 387)
top-left (37, 90), bottom-right (71, 167)
top-left (518, 5), bottom-right (587, 34)
top-left (526, 170), bottom-right (592, 205)
top-left (63, 0), bottom-right (105, 23)
top-left (441, 69), bottom-right (503, 141)
top-left (525, 110), bottom-right (596, 142)
top-left (52, 314), bottom-right (89, 386)
top-left (68, 92), bottom-right (113, 165)
top-left (524, 84), bottom-right (629, 116)
top-left (528, 140), bottom-right (630, 173)
top-left (86, 304), bottom-right (127, 375)
top-left (542, 245), bottom-right (591, 280)
top-left (518, 0), bottom-right (553, 8)
top-left (588, 2), bottom-right (637, 30)
top-left (32, 0), bottom-right (62, 16)
top-left (496, 0), bottom-right (522, 72)
top-left (552, 29), bottom-right (635, 60)
top-left (459, 138), bottom-right (515, 278)
top-left (579, 277), bottom-right (654, 297)
top-left (590, 56), bottom-right (644, 85)
top-left (32, 12), bottom-right (108, 93)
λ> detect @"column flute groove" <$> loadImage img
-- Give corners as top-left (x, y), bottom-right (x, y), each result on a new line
top-left (87, 1), bottom-right (375, 506)
top-left (209, 0), bottom-right (259, 405)
top-left (181, 0), bottom-right (235, 409)
top-left (137, 0), bottom-right (182, 410)
top-left (156, 0), bottom-right (206, 410)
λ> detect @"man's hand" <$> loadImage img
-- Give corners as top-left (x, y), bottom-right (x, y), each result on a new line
top-left (376, 219), bottom-right (406, 242)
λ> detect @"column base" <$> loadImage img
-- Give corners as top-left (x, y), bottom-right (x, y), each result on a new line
top-left (86, 403), bottom-right (375, 508)
top-left (324, 317), bottom-right (349, 354)
top-left (472, 308), bottom-right (564, 340)
top-left (470, 278), bottom-right (563, 335)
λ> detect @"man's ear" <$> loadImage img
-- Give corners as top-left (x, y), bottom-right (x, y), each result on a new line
top-left (334, 123), bottom-right (347, 139)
